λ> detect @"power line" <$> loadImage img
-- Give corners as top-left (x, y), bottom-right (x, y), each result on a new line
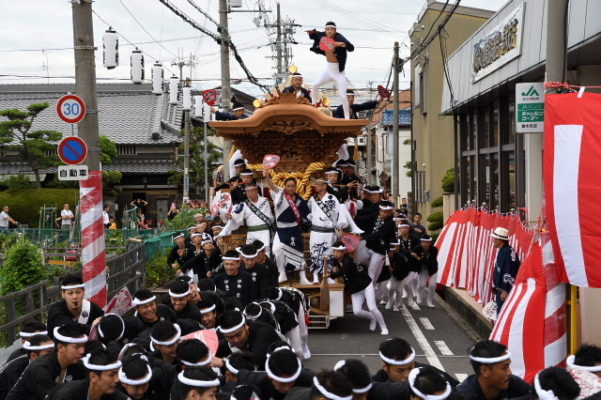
top-left (119, 0), bottom-right (179, 58)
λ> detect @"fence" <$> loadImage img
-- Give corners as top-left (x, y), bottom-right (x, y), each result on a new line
top-left (0, 244), bottom-right (146, 346)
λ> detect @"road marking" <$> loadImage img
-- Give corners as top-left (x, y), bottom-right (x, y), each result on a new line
top-left (400, 307), bottom-right (445, 371)
top-left (455, 373), bottom-right (468, 382)
top-left (419, 317), bottom-right (435, 330)
top-left (410, 303), bottom-right (421, 311)
top-left (434, 340), bottom-right (454, 355)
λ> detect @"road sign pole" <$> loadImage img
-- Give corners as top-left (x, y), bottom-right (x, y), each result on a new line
top-left (72, 0), bottom-right (106, 308)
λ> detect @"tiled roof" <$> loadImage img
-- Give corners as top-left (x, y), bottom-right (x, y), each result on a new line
top-left (0, 83), bottom-right (182, 145)
top-left (382, 109), bottom-right (412, 127)
top-left (104, 159), bottom-right (176, 174)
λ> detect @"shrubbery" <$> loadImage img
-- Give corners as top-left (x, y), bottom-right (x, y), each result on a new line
top-left (145, 250), bottom-right (174, 288)
top-left (442, 168), bottom-right (455, 193)
top-left (0, 237), bottom-right (46, 295)
top-left (431, 196), bottom-right (443, 208)
top-left (0, 188), bottom-right (78, 227)
top-left (427, 211), bottom-right (444, 232)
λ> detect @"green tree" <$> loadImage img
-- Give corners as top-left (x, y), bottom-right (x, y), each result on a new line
top-left (0, 237), bottom-right (46, 295)
top-left (0, 103), bottom-right (62, 188)
top-left (100, 135), bottom-right (118, 164)
top-left (99, 135), bottom-right (121, 197)
top-left (169, 125), bottom-right (222, 199)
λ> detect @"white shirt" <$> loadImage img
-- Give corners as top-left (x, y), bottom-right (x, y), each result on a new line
top-left (0, 211), bottom-right (9, 228)
top-left (219, 196), bottom-right (274, 236)
top-left (61, 209), bottom-right (74, 226)
top-left (103, 211), bottom-right (110, 225)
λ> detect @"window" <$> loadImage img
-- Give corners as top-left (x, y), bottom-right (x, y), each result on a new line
top-left (415, 170), bottom-right (426, 203)
top-left (414, 64), bottom-right (422, 109)
top-left (118, 145), bottom-right (137, 155)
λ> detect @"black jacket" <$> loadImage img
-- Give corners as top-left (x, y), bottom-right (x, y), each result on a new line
top-left (46, 378), bottom-right (128, 400)
top-left (47, 299), bottom-right (104, 335)
top-left (362, 215), bottom-right (396, 255)
top-left (167, 244), bottom-right (194, 269)
top-left (333, 100), bottom-right (378, 119)
top-left (330, 254), bottom-right (371, 294)
top-left (308, 31), bottom-right (354, 72)
top-left (0, 355), bottom-right (28, 400)
top-left (412, 244), bottom-right (439, 276)
top-left (243, 264), bottom-right (271, 300)
top-left (238, 368), bottom-right (314, 400)
top-left (282, 86), bottom-right (312, 102)
top-left (6, 351), bottom-right (86, 400)
top-left (216, 320), bottom-right (282, 368)
top-left (372, 362), bottom-right (459, 388)
top-left (455, 374), bottom-right (531, 400)
top-left (166, 301), bottom-right (203, 323)
top-left (213, 270), bottom-right (256, 307)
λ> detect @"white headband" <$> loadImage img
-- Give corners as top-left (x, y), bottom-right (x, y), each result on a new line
top-left (399, 224), bottom-right (411, 228)
top-left (265, 357), bottom-right (302, 383)
top-left (274, 289), bottom-right (283, 301)
top-left (53, 327), bottom-right (88, 344)
top-left (268, 346), bottom-right (292, 356)
top-left (181, 353), bottom-right (213, 367)
top-left (421, 238), bottom-right (433, 242)
top-left (132, 295), bottom-right (156, 306)
top-left (240, 171), bottom-right (254, 176)
top-left (225, 357), bottom-right (240, 375)
top-left (150, 324), bottom-right (181, 346)
top-left (333, 360), bottom-right (373, 393)
top-left (82, 354), bottom-right (122, 371)
top-left (169, 289), bottom-right (191, 299)
top-left (200, 304), bottom-right (217, 314)
top-left (468, 351), bottom-right (511, 364)
top-left (202, 239), bottom-right (214, 245)
top-left (379, 348), bottom-right (416, 365)
top-left (218, 316), bottom-right (246, 334)
top-left (98, 314), bottom-right (125, 341)
top-left (255, 243), bottom-right (266, 252)
top-left (244, 307), bottom-right (262, 320)
top-left (23, 341), bottom-right (54, 351)
top-left (177, 371), bottom-right (220, 387)
top-left (408, 368), bottom-right (452, 400)
top-left (331, 245), bottom-right (346, 251)
top-left (61, 283), bottom-right (85, 290)
top-left (20, 330), bottom-right (47, 338)
top-left (325, 170), bottom-right (339, 175)
top-left (379, 205), bottom-right (394, 210)
top-left (313, 376), bottom-right (352, 400)
top-left (222, 256), bottom-right (241, 261)
top-left (566, 355), bottom-right (601, 372)
top-left (364, 188), bottom-right (383, 194)
top-left (534, 373), bottom-right (559, 400)
top-left (191, 233), bottom-right (203, 238)
top-left (325, 24), bottom-right (336, 28)
top-left (173, 234), bottom-right (185, 240)
top-left (119, 365), bottom-right (153, 385)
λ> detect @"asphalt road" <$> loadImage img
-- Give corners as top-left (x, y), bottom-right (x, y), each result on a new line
top-left (302, 293), bottom-right (482, 383)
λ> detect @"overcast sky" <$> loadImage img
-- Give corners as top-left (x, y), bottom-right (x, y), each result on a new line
top-left (0, 0), bottom-right (506, 97)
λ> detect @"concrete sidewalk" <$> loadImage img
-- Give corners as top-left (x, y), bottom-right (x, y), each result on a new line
top-left (441, 287), bottom-right (493, 339)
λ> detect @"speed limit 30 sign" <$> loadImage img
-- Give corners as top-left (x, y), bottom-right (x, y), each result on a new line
top-left (56, 94), bottom-right (87, 124)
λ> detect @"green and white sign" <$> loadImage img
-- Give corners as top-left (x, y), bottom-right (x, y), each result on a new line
top-left (516, 82), bottom-right (544, 133)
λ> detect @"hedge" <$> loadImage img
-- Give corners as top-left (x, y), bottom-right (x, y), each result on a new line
top-left (0, 188), bottom-right (79, 227)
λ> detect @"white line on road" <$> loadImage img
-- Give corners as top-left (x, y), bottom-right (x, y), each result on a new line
top-left (434, 340), bottom-right (454, 355)
top-left (400, 307), bottom-right (445, 371)
top-left (419, 317), bottom-right (435, 330)
top-left (410, 303), bottom-right (421, 311)
top-left (455, 373), bottom-right (468, 382)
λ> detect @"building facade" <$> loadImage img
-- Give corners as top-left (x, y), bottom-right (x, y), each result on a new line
top-left (410, 1), bottom-right (494, 217)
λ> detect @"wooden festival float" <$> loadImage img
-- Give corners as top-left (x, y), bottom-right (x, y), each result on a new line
top-left (209, 92), bottom-right (369, 327)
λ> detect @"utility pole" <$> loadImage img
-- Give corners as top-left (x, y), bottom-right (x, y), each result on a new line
top-left (204, 114), bottom-right (210, 203)
top-left (71, 0), bottom-right (106, 308)
top-left (183, 106), bottom-right (191, 202)
top-left (391, 42), bottom-right (400, 205)
top-left (219, 0), bottom-right (232, 180)
top-left (276, 3), bottom-right (283, 84)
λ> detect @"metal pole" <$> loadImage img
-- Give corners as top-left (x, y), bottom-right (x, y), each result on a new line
top-left (276, 2), bottom-right (283, 84)
top-left (72, 0), bottom-right (106, 308)
top-left (183, 109), bottom-right (190, 202)
top-left (392, 41), bottom-right (400, 205)
top-left (204, 119), bottom-right (209, 203)
top-left (219, 0), bottom-right (232, 181)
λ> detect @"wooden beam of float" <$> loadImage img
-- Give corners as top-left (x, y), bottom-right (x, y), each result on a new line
top-left (209, 93), bottom-right (368, 173)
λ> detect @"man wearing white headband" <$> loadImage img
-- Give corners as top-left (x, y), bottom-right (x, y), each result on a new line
top-left (47, 273), bottom-right (104, 335)
top-left (214, 100), bottom-right (247, 121)
top-left (219, 183), bottom-right (274, 257)
top-left (307, 21), bottom-right (355, 119)
top-left (45, 349), bottom-right (124, 400)
top-left (407, 366), bottom-right (453, 400)
top-left (0, 334), bottom-right (54, 400)
top-left (455, 340), bottom-right (530, 400)
top-left (533, 367), bottom-right (580, 400)
top-left (167, 233), bottom-right (193, 275)
top-left (7, 323), bottom-right (87, 400)
top-left (309, 370), bottom-right (354, 400)
top-left (131, 288), bottom-right (177, 335)
top-left (170, 366), bottom-right (220, 400)
top-left (117, 354), bottom-right (153, 400)
top-left (239, 244), bottom-right (272, 299)
top-left (213, 250), bottom-right (256, 307)
top-left (355, 201), bottom-right (397, 286)
top-left (216, 311), bottom-right (280, 368)
top-left (413, 235), bottom-right (439, 308)
top-left (282, 72), bottom-right (312, 101)
top-left (149, 321), bottom-right (182, 365)
top-left (306, 177), bottom-right (356, 285)
top-left (566, 344), bottom-right (601, 398)
top-left (167, 280), bottom-right (203, 323)
top-left (5, 321), bottom-right (47, 363)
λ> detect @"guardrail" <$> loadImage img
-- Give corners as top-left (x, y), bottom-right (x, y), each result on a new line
top-left (0, 244), bottom-right (146, 345)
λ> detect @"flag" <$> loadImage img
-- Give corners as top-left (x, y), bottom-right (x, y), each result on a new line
top-left (490, 233), bottom-right (567, 382)
top-left (544, 92), bottom-right (601, 287)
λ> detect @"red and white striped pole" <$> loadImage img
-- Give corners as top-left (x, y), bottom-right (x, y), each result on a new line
top-left (80, 171), bottom-right (107, 308)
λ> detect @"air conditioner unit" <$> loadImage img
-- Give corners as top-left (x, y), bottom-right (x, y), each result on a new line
top-left (230, 0), bottom-right (242, 7)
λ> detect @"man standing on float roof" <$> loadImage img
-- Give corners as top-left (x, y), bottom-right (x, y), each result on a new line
top-left (308, 21), bottom-right (354, 119)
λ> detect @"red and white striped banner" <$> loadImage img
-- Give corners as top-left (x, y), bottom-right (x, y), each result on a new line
top-left (490, 233), bottom-right (567, 382)
top-left (436, 209), bottom-right (534, 304)
top-left (80, 170), bottom-right (107, 308)
top-left (544, 92), bottom-right (601, 287)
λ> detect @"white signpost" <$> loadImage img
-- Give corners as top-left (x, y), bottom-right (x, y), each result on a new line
top-left (516, 82), bottom-right (544, 133)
